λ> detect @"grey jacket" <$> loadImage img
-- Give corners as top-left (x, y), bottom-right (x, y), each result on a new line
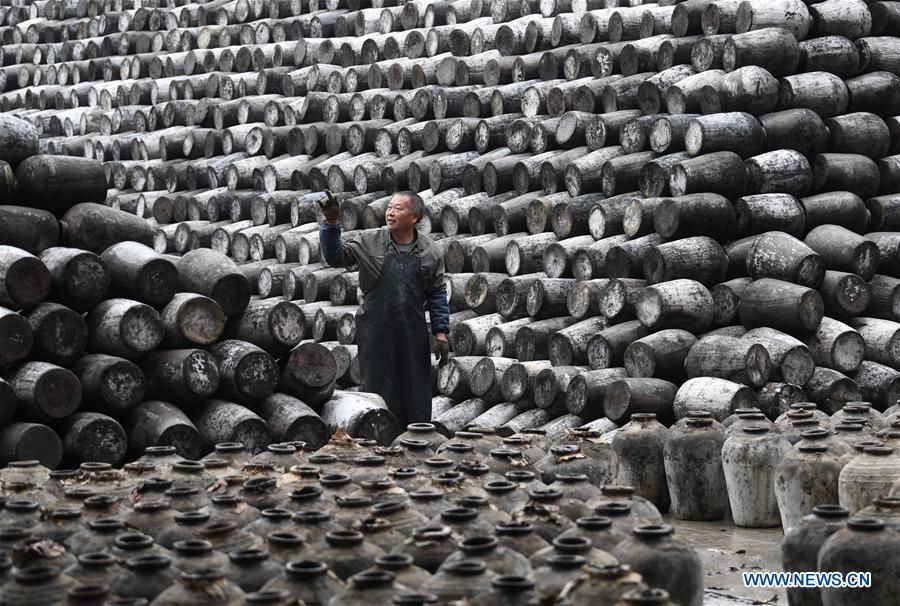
top-left (319, 223), bottom-right (450, 334)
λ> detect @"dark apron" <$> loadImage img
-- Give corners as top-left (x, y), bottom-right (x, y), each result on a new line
top-left (356, 249), bottom-right (432, 428)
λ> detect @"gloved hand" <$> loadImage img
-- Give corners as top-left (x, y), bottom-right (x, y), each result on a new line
top-left (317, 189), bottom-right (340, 222)
top-left (432, 336), bottom-right (450, 367)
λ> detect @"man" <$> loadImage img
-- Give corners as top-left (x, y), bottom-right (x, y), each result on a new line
top-left (318, 190), bottom-right (450, 428)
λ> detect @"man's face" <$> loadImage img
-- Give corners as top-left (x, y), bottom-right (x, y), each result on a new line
top-left (386, 195), bottom-right (417, 233)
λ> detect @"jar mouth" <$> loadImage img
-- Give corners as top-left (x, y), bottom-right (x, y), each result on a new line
top-left (800, 429), bottom-right (829, 440)
top-left (847, 516), bottom-right (886, 531)
top-left (243, 477), bottom-right (277, 491)
top-left (215, 442), bottom-right (247, 453)
top-left (444, 559), bottom-right (487, 576)
top-left (133, 500), bottom-right (171, 512)
top-left (261, 508), bottom-right (293, 521)
top-left (9, 460), bottom-right (40, 468)
top-left (5, 500), bottom-right (39, 512)
top-left (79, 552), bottom-right (117, 566)
top-left (115, 533), bottom-right (154, 550)
top-left (12, 565), bottom-right (60, 585)
top-left (413, 526), bottom-right (452, 541)
top-left (553, 536), bottom-right (591, 552)
top-left (399, 438), bottom-right (431, 449)
top-left (172, 539), bottom-right (213, 555)
top-left (175, 511), bottom-right (211, 525)
top-left (392, 593), bottom-right (439, 605)
top-left (424, 457), bottom-right (454, 468)
top-left (285, 560), bottom-right (328, 576)
top-left (372, 501), bottom-right (406, 516)
top-left (863, 446), bottom-right (894, 456)
top-left (594, 501), bottom-right (632, 516)
top-left (409, 490), bottom-right (443, 501)
top-left (484, 480), bottom-right (516, 493)
top-left (631, 413), bottom-right (658, 421)
top-left (267, 443), bottom-right (298, 455)
top-left (336, 496), bottom-right (374, 508)
top-left (325, 530), bottom-right (365, 546)
top-left (742, 425), bottom-right (769, 434)
top-left (266, 531), bottom-right (304, 546)
top-left (49, 508), bottom-right (82, 520)
top-left (811, 504), bottom-right (849, 519)
top-left (145, 446), bottom-right (178, 456)
top-left (621, 588), bottom-right (671, 604)
top-left (80, 461), bottom-right (112, 471)
top-left (529, 488), bottom-right (562, 502)
top-left (600, 485), bottom-right (635, 497)
top-left (125, 555), bottom-right (172, 571)
top-left (408, 423), bottom-right (437, 432)
top-left (173, 460), bottom-right (206, 473)
top-left (84, 495), bottom-right (119, 506)
top-left (555, 473), bottom-right (589, 483)
top-left (351, 570), bottom-right (395, 587)
top-left (633, 524), bottom-right (674, 537)
top-left (68, 583), bottom-right (108, 598)
top-left (229, 548), bottom-right (268, 564)
top-left (441, 507), bottom-right (478, 522)
top-left (376, 553), bottom-right (414, 570)
top-left (505, 471), bottom-right (536, 482)
top-left (203, 521), bottom-right (237, 536)
top-left (444, 443), bottom-right (475, 453)
top-left (547, 554), bottom-right (586, 568)
top-left (587, 563), bottom-right (630, 579)
top-left (686, 418), bottom-right (714, 427)
top-left (308, 454), bottom-right (338, 465)
top-left (211, 495), bottom-right (240, 506)
top-left (459, 536), bottom-right (499, 552)
top-left (292, 510), bottom-right (331, 524)
top-left (392, 468), bottom-right (418, 478)
top-left (684, 410), bottom-right (712, 418)
top-left (88, 519), bottom-right (124, 532)
top-left (491, 575), bottom-right (535, 591)
top-left (459, 461), bottom-right (490, 475)
top-left (352, 455), bottom-right (386, 467)
top-left (320, 474), bottom-right (352, 486)
top-left (246, 589), bottom-right (292, 604)
top-left (457, 496), bottom-right (488, 508)
top-left (797, 442), bottom-right (827, 452)
top-left (836, 424), bottom-right (864, 433)
top-left (495, 522), bottom-right (534, 536)
top-left (201, 458), bottom-right (228, 470)
top-left (290, 486), bottom-right (323, 500)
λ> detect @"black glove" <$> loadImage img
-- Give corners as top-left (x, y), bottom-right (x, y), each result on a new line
top-left (432, 338), bottom-right (450, 367)
top-left (317, 189), bottom-right (340, 222)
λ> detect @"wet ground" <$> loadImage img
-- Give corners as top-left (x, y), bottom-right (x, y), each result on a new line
top-left (665, 516), bottom-right (787, 605)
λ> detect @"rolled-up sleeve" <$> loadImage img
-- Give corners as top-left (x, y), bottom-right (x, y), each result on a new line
top-left (319, 223), bottom-right (357, 268)
top-left (425, 253), bottom-right (450, 335)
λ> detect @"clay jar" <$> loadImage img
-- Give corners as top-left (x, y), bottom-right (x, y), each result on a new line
top-left (265, 532), bottom-right (307, 565)
top-left (781, 504), bottom-right (849, 606)
top-left (664, 417), bottom-right (728, 521)
top-left (818, 517), bottom-right (900, 606)
top-left (510, 492), bottom-right (576, 542)
top-left (318, 530), bottom-right (385, 580)
top-left (468, 575), bottom-right (538, 606)
top-left (495, 522), bottom-right (550, 558)
top-left (441, 535), bottom-right (532, 577)
top-left (832, 424), bottom-right (875, 450)
top-left (392, 526), bottom-right (457, 574)
top-left (246, 509), bottom-right (295, 538)
top-left (561, 563), bottom-right (648, 606)
top-left (261, 560), bottom-right (344, 605)
top-left (483, 480), bottom-right (529, 512)
top-left (775, 444), bottom-right (846, 530)
top-left (612, 414), bottom-right (670, 513)
top-left (0, 565), bottom-right (75, 606)
top-left (611, 525), bottom-right (703, 606)
top-left (371, 553), bottom-right (431, 590)
top-left (537, 445), bottom-right (606, 486)
top-left (65, 519), bottom-right (125, 555)
top-left (33, 508), bottom-right (84, 543)
top-left (587, 485), bottom-right (663, 524)
top-left (530, 535), bottom-right (617, 568)
top-left (64, 552), bottom-right (120, 589)
top-left (858, 495), bottom-right (900, 528)
top-left (838, 446), bottom-right (900, 514)
top-left (227, 549), bottom-right (282, 593)
top-left (110, 555), bottom-right (176, 602)
top-left (149, 568), bottom-right (245, 606)
top-left (392, 423), bottom-right (447, 451)
top-left (422, 559), bottom-right (494, 603)
top-left (796, 429), bottom-right (854, 459)
top-left (552, 428), bottom-right (619, 483)
top-left (170, 539), bottom-right (230, 574)
top-left (329, 570), bottom-right (411, 605)
top-left (559, 516), bottom-right (629, 552)
top-left (531, 554), bottom-right (588, 602)
top-left (721, 426), bottom-right (791, 528)
top-left (832, 403), bottom-right (886, 431)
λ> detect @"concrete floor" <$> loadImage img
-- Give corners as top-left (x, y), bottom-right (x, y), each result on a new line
top-left (666, 516), bottom-right (787, 605)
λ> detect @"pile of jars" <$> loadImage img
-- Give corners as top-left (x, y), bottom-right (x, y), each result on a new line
top-left (0, 421), bottom-right (708, 606)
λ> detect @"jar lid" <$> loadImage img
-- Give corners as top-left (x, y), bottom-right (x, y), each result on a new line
top-left (811, 504), bottom-right (849, 518)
